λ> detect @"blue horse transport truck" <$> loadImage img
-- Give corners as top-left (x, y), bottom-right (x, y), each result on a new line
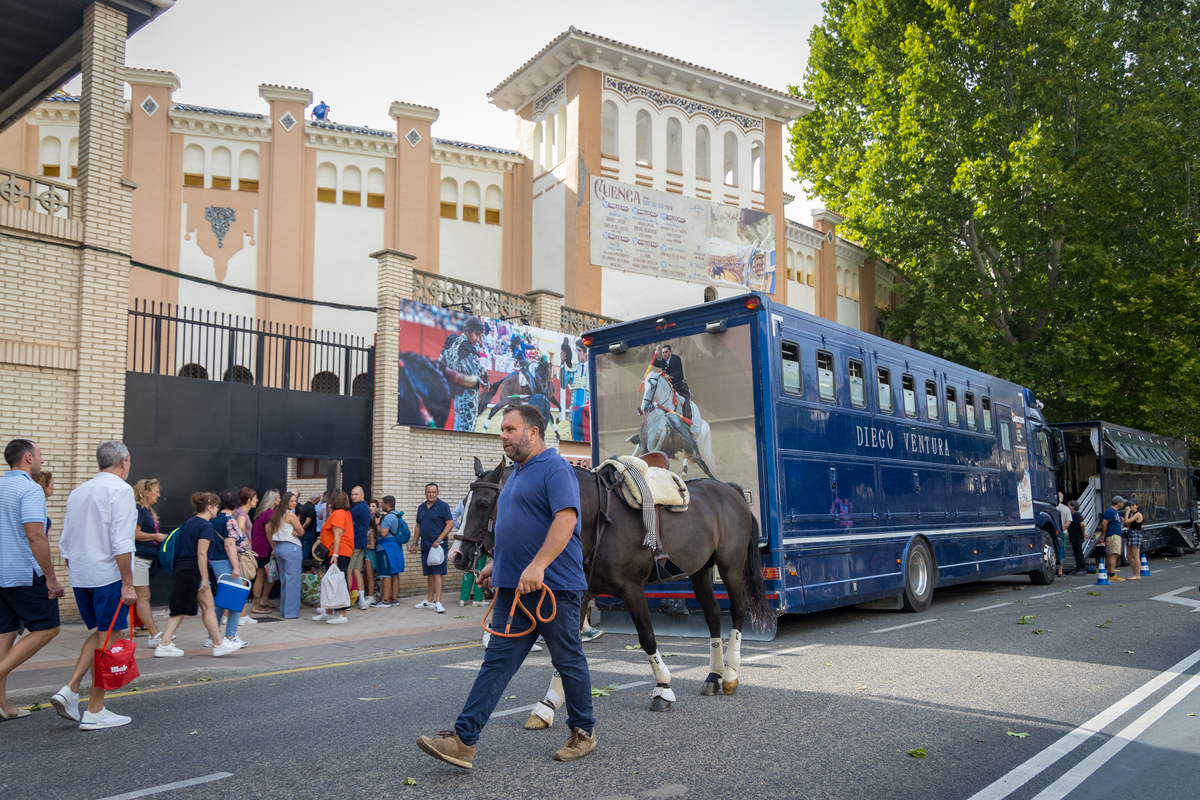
top-left (584, 293), bottom-right (1065, 633)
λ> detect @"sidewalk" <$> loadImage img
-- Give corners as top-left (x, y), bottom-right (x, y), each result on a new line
top-left (6, 596), bottom-right (491, 701)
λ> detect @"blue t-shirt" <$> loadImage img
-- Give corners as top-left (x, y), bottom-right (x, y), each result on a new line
top-left (491, 449), bottom-right (585, 592)
top-left (1103, 506), bottom-right (1123, 539)
top-left (134, 504), bottom-right (160, 560)
top-left (176, 515), bottom-right (219, 561)
top-left (350, 501), bottom-right (371, 550)
top-left (416, 499), bottom-right (453, 549)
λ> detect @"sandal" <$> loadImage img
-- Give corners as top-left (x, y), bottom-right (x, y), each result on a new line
top-left (0, 707), bottom-right (30, 721)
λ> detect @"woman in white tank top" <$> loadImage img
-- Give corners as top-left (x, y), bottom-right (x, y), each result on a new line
top-left (266, 492), bottom-right (305, 618)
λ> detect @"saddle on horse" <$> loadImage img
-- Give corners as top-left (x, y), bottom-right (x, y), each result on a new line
top-left (595, 454), bottom-right (691, 584)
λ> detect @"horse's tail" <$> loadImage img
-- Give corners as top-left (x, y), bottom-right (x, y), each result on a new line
top-left (698, 422), bottom-right (716, 467)
top-left (743, 513), bottom-right (771, 632)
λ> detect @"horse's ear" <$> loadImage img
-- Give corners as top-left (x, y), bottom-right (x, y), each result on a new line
top-left (490, 457), bottom-right (506, 481)
top-left (473, 456), bottom-right (485, 477)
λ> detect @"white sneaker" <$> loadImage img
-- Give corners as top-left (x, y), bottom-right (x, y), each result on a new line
top-left (79, 707), bottom-right (131, 731)
top-left (326, 614), bottom-right (348, 625)
top-left (459, 600), bottom-right (466, 607)
top-left (359, 598), bottom-right (372, 610)
top-left (434, 602), bottom-right (445, 614)
top-left (232, 635), bottom-right (249, 647)
top-left (50, 686), bottom-right (79, 722)
top-left (147, 632), bottom-right (163, 647)
top-left (311, 611), bottom-right (330, 621)
top-left (414, 600), bottom-right (433, 609)
top-left (203, 637), bottom-right (213, 648)
top-left (239, 616), bottom-right (258, 625)
top-left (531, 643), bottom-right (543, 652)
top-left (154, 643), bottom-right (184, 658)
top-left (212, 639), bottom-right (243, 657)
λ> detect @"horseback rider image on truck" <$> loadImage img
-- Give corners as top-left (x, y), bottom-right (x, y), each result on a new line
top-left (651, 344), bottom-right (693, 424)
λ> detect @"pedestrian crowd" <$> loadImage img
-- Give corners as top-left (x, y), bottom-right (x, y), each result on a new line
top-left (1055, 491), bottom-right (1148, 580)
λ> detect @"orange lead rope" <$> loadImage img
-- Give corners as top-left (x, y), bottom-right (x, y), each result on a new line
top-left (481, 585), bottom-right (557, 637)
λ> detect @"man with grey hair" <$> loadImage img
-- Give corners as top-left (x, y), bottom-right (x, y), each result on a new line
top-left (51, 440), bottom-right (137, 730)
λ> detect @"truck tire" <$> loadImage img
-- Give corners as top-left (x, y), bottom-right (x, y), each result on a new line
top-left (1030, 531), bottom-right (1058, 585)
top-left (901, 539), bottom-right (934, 613)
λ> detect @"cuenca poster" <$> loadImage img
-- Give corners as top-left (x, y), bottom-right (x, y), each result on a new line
top-left (395, 299), bottom-right (589, 443)
top-left (589, 176), bottom-right (776, 294)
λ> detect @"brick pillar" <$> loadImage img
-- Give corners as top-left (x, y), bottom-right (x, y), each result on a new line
top-left (811, 209), bottom-right (843, 324)
top-left (525, 288), bottom-right (563, 331)
top-left (371, 248), bottom-right (417, 497)
top-left (74, 1), bottom-right (133, 485)
top-left (859, 259), bottom-right (877, 335)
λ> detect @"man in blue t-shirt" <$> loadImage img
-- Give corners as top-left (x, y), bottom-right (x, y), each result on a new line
top-left (414, 484), bottom-right (453, 612)
top-left (1099, 495), bottom-right (1127, 580)
top-left (417, 404), bottom-right (595, 770)
top-left (349, 486), bottom-right (372, 609)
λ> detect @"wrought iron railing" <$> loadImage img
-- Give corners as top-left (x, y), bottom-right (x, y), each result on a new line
top-left (412, 269), bottom-right (533, 322)
top-left (128, 300), bottom-right (373, 397)
top-left (0, 168), bottom-right (74, 218)
top-left (561, 305), bottom-right (620, 336)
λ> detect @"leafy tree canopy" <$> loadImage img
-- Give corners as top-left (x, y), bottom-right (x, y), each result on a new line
top-left (791, 0), bottom-right (1200, 450)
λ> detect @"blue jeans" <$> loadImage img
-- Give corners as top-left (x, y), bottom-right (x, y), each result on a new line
top-left (274, 542), bottom-right (302, 619)
top-left (209, 560), bottom-right (239, 639)
top-left (454, 588), bottom-right (593, 746)
top-left (300, 528), bottom-right (317, 561)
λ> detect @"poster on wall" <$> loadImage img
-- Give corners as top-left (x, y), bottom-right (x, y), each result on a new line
top-left (395, 299), bottom-right (590, 443)
top-left (589, 176), bottom-right (776, 294)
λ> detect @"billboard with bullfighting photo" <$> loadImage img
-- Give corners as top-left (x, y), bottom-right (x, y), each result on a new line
top-left (395, 299), bottom-right (590, 443)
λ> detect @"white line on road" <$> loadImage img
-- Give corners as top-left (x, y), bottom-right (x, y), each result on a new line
top-left (1150, 586), bottom-right (1200, 613)
top-left (1030, 591), bottom-right (1062, 599)
top-left (871, 619), bottom-right (939, 634)
top-left (745, 643), bottom-right (825, 662)
top-left (965, 643), bottom-right (1200, 800)
top-left (1031, 670), bottom-right (1200, 800)
top-left (970, 602), bottom-right (1014, 613)
top-left (96, 773), bottom-right (232, 800)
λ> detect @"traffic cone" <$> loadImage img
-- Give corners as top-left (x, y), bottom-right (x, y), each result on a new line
top-left (1140, 553), bottom-right (1152, 577)
top-left (1094, 559), bottom-right (1111, 585)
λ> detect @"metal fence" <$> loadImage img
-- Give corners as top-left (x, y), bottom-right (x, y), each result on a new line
top-left (561, 305), bottom-right (620, 336)
top-left (413, 269), bottom-right (534, 321)
top-left (0, 168), bottom-right (75, 218)
top-left (128, 300), bottom-right (374, 396)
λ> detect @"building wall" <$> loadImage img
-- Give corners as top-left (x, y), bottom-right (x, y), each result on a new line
top-left (437, 162), bottom-right (506, 288)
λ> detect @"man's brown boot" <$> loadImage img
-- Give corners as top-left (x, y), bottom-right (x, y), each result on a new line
top-left (552, 725), bottom-right (597, 761)
top-left (416, 730), bottom-right (475, 769)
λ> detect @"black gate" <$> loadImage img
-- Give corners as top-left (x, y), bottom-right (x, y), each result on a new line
top-left (125, 301), bottom-right (374, 530)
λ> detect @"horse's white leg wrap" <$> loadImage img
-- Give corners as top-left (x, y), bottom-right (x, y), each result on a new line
top-left (527, 671), bottom-right (564, 728)
top-left (708, 637), bottom-right (726, 678)
top-left (722, 629), bottom-right (742, 693)
top-left (648, 650), bottom-right (676, 702)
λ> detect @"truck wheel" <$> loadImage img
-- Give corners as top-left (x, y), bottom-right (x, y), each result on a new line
top-left (901, 539), bottom-right (934, 612)
top-left (1030, 531), bottom-right (1058, 585)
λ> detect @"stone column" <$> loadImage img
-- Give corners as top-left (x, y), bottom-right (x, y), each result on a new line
top-left (525, 288), bottom-right (564, 331)
top-left (74, 1), bottom-right (134, 485)
top-left (371, 248), bottom-right (417, 497)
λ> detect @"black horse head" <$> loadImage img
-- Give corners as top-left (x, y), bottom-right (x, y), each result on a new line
top-left (397, 352), bottom-right (453, 427)
top-left (450, 455), bottom-right (506, 572)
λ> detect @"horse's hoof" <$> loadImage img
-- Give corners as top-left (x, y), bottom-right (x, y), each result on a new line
top-left (524, 714), bottom-right (550, 730)
top-left (700, 681), bottom-right (720, 696)
top-left (722, 679), bottom-right (739, 695)
top-left (650, 696), bottom-right (673, 712)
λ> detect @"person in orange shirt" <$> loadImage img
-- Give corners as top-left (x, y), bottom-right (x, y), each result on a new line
top-left (313, 491), bottom-right (354, 624)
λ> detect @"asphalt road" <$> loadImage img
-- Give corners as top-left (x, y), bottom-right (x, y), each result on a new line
top-left (3, 557), bottom-right (1200, 800)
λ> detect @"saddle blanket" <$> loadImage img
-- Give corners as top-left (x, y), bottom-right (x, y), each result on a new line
top-left (599, 456), bottom-right (689, 512)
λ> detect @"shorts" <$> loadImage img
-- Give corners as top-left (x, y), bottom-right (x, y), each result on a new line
top-left (364, 550), bottom-right (377, 570)
top-left (168, 559), bottom-right (203, 617)
top-left (1125, 530), bottom-right (1143, 549)
top-left (349, 549), bottom-right (366, 571)
top-left (73, 580), bottom-right (128, 632)
top-left (1102, 534), bottom-right (1123, 558)
top-left (133, 556), bottom-right (154, 587)
top-left (255, 555), bottom-right (271, 569)
top-left (335, 555), bottom-right (352, 574)
top-left (0, 573), bottom-right (60, 633)
top-left (421, 546), bottom-right (447, 576)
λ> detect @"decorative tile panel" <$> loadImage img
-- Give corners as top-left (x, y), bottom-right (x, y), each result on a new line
top-left (139, 96), bottom-right (158, 117)
top-left (405, 128), bottom-right (422, 147)
top-left (204, 207), bottom-right (236, 248)
top-left (604, 75), bottom-right (763, 132)
top-left (279, 111), bottom-right (297, 131)
top-left (533, 82), bottom-right (565, 116)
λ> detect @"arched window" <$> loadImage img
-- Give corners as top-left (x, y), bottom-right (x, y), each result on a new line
top-left (851, 269), bottom-right (860, 300)
top-left (211, 147), bottom-right (232, 189)
top-left (666, 118), bottom-right (682, 173)
top-left (723, 131), bottom-right (738, 186)
top-left (223, 366), bottom-right (254, 384)
top-left (635, 109), bottom-right (652, 167)
top-left (703, 286), bottom-right (717, 303)
top-left (178, 363), bottom-right (208, 380)
top-left (367, 168), bottom-right (385, 208)
top-left (787, 248), bottom-right (795, 281)
top-left (342, 165), bottom-right (362, 206)
top-left (440, 177), bottom-right (458, 219)
top-left (485, 184), bottom-right (502, 225)
top-left (695, 125), bottom-right (710, 180)
top-left (836, 267), bottom-right (843, 295)
top-left (316, 162), bottom-right (337, 203)
top-left (40, 136), bottom-right (61, 177)
top-left (533, 122), bottom-right (543, 174)
top-left (351, 373), bottom-right (371, 397)
top-left (67, 138), bottom-right (78, 178)
top-left (557, 106), bottom-right (568, 165)
top-left (750, 141), bottom-right (763, 192)
top-left (805, 254), bottom-right (814, 285)
top-left (238, 150), bottom-right (259, 192)
top-left (311, 371), bottom-right (340, 394)
top-left (544, 114), bottom-right (556, 168)
top-left (601, 100), bottom-right (619, 158)
top-left (463, 181), bottom-right (481, 223)
top-left (183, 144), bottom-right (204, 186)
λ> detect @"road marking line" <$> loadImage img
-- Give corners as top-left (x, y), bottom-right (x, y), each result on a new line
top-left (97, 773), bottom-right (232, 800)
top-left (871, 619), bottom-right (938, 634)
top-left (490, 681), bottom-right (652, 719)
top-left (1031, 670), bottom-right (1200, 800)
top-left (970, 603), bottom-right (1014, 613)
top-left (965, 643), bottom-right (1200, 800)
top-left (1030, 592), bottom-right (1062, 599)
top-left (1150, 587), bottom-right (1200, 613)
top-left (744, 643), bottom-right (824, 662)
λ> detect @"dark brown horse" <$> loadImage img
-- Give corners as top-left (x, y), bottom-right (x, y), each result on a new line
top-left (476, 359), bottom-right (561, 424)
top-left (450, 455), bottom-right (770, 722)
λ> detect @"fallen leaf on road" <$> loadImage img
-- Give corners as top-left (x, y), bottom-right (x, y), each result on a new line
top-left (1032, 630), bottom-right (1044, 634)
top-left (1188, 713), bottom-right (1196, 717)
top-left (504, 695), bottom-right (517, 699)
top-left (1097, 620), bottom-right (1112, 628)
top-left (1064, 604), bottom-right (1073, 607)
top-left (1123, 651), bottom-right (1135, 654)
top-left (1007, 731), bottom-right (1031, 739)
top-left (403, 777), bottom-right (417, 786)
top-left (291, 657), bottom-right (304, 660)
top-left (629, 770), bottom-right (639, 775)
top-left (1090, 637), bottom-right (1096, 640)
top-left (1017, 615), bottom-right (1039, 625)
top-left (856, 685), bottom-right (867, 690)
top-left (824, 663), bottom-right (834, 667)
top-left (27, 702), bottom-right (45, 711)
top-left (454, 615), bottom-right (467, 619)
top-left (189, 731), bottom-right (198, 735)
top-left (425, 677), bottom-right (441, 681)
top-left (1063, 589), bottom-right (1076, 593)
top-left (662, 653), bottom-right (678, 658)
top-left (624, 645), bottom-right (642, 650)
top-left (591, 684), bottom-right (617, 697)
top-left (268, 683), bottom-right (277, 686)
top-left (1118, 604), bottom-right (1128, 607)
top-left (1087, 591), bottom-right (1101, 596)
top-left (907, 748), bottom-right (927, 758)
top-left (198, 677), bottom-right (212, 682)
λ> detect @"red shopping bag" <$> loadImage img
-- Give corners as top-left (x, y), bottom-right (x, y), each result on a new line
top-left (93, 602), bottom-right (139, 691)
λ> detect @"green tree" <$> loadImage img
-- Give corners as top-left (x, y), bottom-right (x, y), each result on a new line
top-left (791, 0), bottom-right (1200, 447)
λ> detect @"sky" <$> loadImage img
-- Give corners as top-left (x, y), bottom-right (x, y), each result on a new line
top-left (87, 0), bottom-right (828, 215)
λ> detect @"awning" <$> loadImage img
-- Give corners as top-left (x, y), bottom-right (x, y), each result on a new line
top-left (1103, 428), bottom-right (1184, 468)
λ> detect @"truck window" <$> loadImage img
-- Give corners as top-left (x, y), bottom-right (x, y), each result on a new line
top-left (964, 391), bottom-right (976, 430)
top-left (848, 359), bottom-right (866, 408)
top-left (877, 367), bottom-right (893, 413)
top-left (1000, 421), bottom-right (1012, 451)
top-left (925, 380), bottom-right (940, 422)
top-left (982, 396), bottom-right (993, 432)
top-left (902, 374), bottom-right (917, 418)
top-left (781, 341), bottom-right (801, 395)
top-left (946, 386), bottom-right (958, 426)
top-left (1036, 430), bottom-right (1052, 468)
top-left (817, 350), bottom-right (835, 402)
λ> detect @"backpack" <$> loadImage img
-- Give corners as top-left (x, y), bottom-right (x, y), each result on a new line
top-left (157, 526), bottom-right (182, 572)
top-left (383, 510), bottom-right (411, 545)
